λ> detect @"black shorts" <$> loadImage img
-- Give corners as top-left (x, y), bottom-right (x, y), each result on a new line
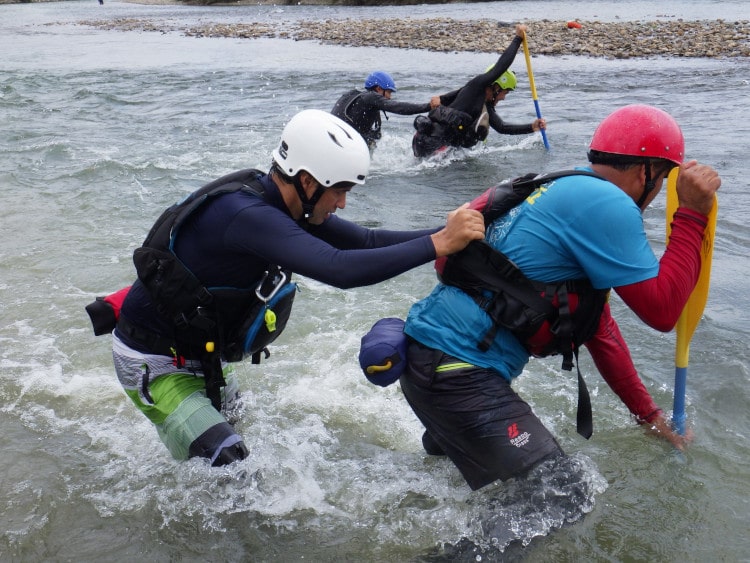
top-left (400, 340), bottom-right (564, 490)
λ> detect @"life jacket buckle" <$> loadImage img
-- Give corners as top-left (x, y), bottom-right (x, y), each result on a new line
top-left (255, 268), bottom-right (287, 304)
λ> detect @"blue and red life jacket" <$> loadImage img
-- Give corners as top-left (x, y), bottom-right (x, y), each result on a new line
top-left (435, 170), bottom-right (612, 439)
top-left (435, 169), bottom-right (610, 368)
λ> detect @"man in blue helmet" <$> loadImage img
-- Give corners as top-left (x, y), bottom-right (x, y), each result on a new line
top-left (412, 24), bottom-right (546, 158)
top-left (331, 71), bottom-right (433, 151)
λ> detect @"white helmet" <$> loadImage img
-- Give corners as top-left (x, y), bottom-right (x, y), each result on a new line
top-left (272, 109), bottom-right (370, 186)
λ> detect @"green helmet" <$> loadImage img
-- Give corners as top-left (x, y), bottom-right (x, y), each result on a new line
top-left (485, 66), bottom-right (517, 91)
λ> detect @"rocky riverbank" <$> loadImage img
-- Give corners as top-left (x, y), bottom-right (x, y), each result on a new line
top-left (75, 17), bottom-right (750, 58)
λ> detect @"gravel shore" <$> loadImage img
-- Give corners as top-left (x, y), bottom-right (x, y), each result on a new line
top-left (75, 17), bottom-right (750, 59)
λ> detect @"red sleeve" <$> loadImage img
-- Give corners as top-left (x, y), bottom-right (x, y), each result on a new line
top-left (615, 208), bottom-right (707, 332)
top-left (584, 303), bottom-right (662, 423)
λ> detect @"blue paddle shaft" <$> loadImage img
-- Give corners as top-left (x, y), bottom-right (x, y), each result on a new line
top-left (533, 99), bottom-right (550, 150)
top-left (672, 366), bottom-right (688, 435)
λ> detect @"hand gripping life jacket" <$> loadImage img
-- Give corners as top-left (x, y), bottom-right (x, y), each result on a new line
top-left (435, 170), bottom-right (611, 438)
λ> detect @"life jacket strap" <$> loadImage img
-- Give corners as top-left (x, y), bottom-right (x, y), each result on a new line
top-left (574, 349), bottom-right (593, 439)
top-left (200, 352), bottom-right (225, 412)
top-left (553, 283), bottom-right (575, 371)
top-left (251, 348), bottom-right (270, 365)
top-left (117, 315), bottom-right (178, 357)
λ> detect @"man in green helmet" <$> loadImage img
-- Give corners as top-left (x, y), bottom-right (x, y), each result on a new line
top-left (412, 24), bottom-right (546, 158)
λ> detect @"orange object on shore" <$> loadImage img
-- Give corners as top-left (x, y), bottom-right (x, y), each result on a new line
top-left (567, 21), bottom-right (583, 29)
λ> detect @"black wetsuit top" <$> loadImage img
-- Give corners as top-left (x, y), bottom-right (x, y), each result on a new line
top-left (331, 89), bottom-right (430, 147)
top-left (440, 36), bottom-right (526, 123)
top-left (413, 35), bottom-right (533, 156)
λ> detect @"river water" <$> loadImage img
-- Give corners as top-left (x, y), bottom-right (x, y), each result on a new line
top-left (1, 1), bottom-right (749, 561)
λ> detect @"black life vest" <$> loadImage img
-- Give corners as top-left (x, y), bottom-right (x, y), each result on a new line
top-left (427, 104), bottom-right (474, 145)
top-left (132, 168), bottom-right (297, 366)
top-left (331, 89), bottom-right (382, 145)
top-left (436, 170), bottom-right (611, 439)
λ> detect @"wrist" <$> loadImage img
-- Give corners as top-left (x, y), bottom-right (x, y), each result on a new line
top-left (674, 207), bottom-right (708, 227)
top-left (430, 231), bottom-right (446, 258)
top-left (640, 409), bottom-right (663, 424)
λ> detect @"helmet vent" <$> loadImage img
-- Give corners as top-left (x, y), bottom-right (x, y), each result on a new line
top-left (328, 131), bottom-right (344, 148)
top-left (335, 123), bottom-right (354, 140)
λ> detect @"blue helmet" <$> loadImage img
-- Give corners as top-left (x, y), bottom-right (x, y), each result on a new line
top-left (364, 71), bottom-right (397, 92)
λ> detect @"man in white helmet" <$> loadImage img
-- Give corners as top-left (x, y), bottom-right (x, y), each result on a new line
top-left (99, 109), bottom-right (484, 466)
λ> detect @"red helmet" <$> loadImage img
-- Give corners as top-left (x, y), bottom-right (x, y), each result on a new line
top-left (589, 104), bottom-right (684, 165)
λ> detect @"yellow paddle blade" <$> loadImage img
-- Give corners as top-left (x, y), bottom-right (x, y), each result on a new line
top-left (665, 167), bottom-right (718, 366)
top-left (521, 32), bottom-right (550, 150)
top-left (521, 34), bottom-right (539, 101)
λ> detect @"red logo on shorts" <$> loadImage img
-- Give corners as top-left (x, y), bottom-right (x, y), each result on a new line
top-left (508, 422), bottom-right (531, 448)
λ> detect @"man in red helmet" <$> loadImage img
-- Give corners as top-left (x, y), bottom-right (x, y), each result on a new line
top-left (398, 104), bottom-right (721, 490)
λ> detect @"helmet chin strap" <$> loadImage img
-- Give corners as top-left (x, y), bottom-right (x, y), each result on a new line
top-left (293, 174), bottom-right (326, 221)
top-left (636, 160), bottom-right (655, 209)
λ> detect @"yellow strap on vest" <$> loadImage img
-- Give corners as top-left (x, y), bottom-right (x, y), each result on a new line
top-left (435, 361), bottom-right (474, 373)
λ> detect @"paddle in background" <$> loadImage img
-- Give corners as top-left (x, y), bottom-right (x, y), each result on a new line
top-left (521, 31), bottom-right (550, 151)
top-left (665, 167), bottom-right (718, 435)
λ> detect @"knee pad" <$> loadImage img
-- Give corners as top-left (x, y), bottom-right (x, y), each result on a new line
top-left (212, 440), bottom-right (249, 467)
top-left (189, 421), bottom-right (248, 465)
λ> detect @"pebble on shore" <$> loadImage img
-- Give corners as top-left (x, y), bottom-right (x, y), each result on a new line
top-left (75, 17), bottom-right (750, 59)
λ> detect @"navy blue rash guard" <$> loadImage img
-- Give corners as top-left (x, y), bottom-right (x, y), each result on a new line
top-left (120, 172), bottom-right (439, 341)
